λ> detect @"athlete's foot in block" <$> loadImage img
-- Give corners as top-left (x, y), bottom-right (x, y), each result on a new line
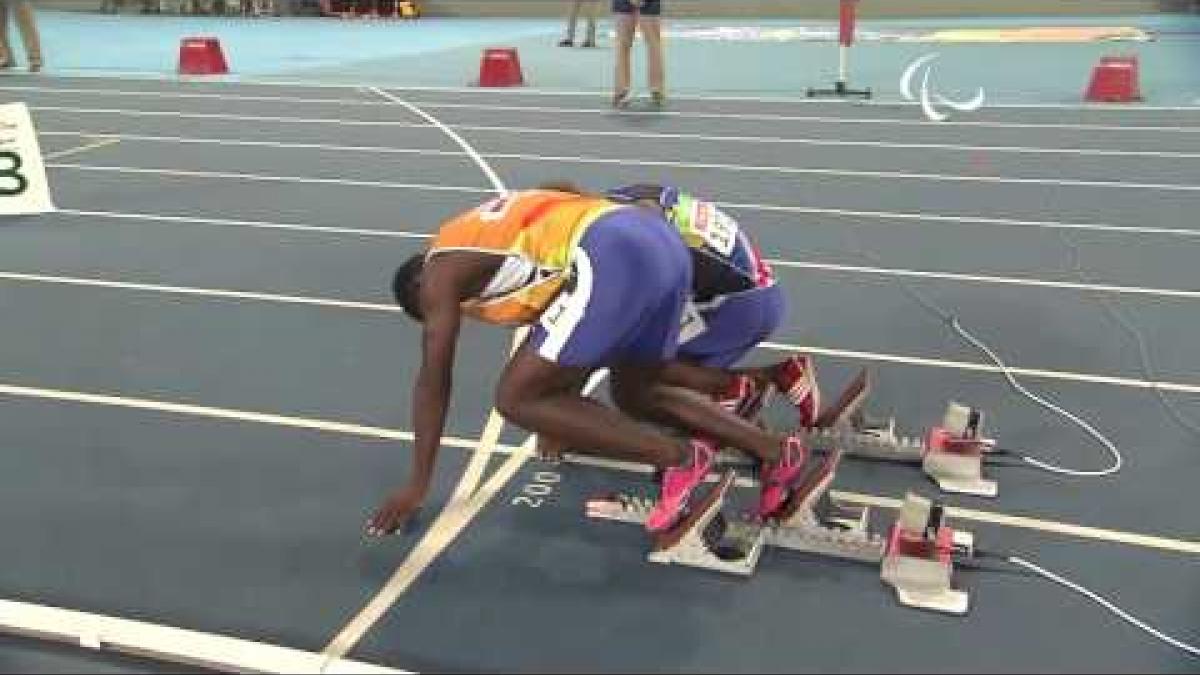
top-left (769, 355), bottom-right (821, 428)
top-left (646, 439), bottom-right (717, 532)
top-left (757, 434), bottom-right (810, 520)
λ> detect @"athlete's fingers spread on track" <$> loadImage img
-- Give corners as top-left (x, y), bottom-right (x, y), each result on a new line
top-left (366, 485), bottom-right (425, 537)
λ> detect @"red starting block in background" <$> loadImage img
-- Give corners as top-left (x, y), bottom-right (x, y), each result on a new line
top-left (1085, 55), bottom-right (1142, 103)
top-left (178, 37), bottom-right (229, 75)
top-left (477, 47), bottom-right (524, 87)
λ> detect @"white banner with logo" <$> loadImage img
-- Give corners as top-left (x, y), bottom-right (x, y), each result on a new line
top-left (0, 103), bottom-right (54, 216)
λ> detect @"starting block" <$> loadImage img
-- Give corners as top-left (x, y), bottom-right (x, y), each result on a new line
top-left (586, 450), bottom-right (974, 615)
top-left (881, 492), bottom-right (973, 615)
top-left (805, 369), bottom-right (999, 498)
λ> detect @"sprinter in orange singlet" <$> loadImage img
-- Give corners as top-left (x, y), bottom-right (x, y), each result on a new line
top-left (370, 189), bottom-right (808, 537)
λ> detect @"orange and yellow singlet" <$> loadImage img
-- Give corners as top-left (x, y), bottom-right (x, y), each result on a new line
top-left (429, 190), bottom-right (620, 325)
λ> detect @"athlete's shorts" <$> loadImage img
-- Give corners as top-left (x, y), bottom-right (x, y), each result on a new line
top-left (529, 206), bottom-right (692, 367)
top-left (613, 0), bottom-right (661, 15)
top-left (677, 283), bottom-right (786, 368)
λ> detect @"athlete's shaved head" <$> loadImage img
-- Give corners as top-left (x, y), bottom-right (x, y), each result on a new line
top-left (536, 180), bottom-right (592, 196)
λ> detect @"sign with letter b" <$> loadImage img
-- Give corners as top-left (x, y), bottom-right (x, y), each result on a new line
top-left (0, 103), bottom-right (54, 215)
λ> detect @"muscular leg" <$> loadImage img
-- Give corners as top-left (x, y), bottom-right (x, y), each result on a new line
top-left (610, 365), bottom-right (785, 463)
top-left (533, 358), bottom-right (790, 462)
top-left (496, 346), bottom-right (688, 469)
top-left (659, 358), bottom-right (786, 397)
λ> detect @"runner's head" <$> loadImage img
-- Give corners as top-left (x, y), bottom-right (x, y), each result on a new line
top-left (536, 180), bottom-right (591, 196)
top-left (393, 253), bottom-right (427, 322)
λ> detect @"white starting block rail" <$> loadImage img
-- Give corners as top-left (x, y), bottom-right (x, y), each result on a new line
top-left (806, 369), bottom-right (999, 498)
top-left (586, 449), bottom-right (974, 615)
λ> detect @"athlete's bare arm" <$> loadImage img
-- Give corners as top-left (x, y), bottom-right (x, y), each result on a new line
top-left (367, 252), bottom-right (500, 537)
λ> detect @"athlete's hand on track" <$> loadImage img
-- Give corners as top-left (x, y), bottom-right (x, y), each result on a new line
top-left (366, 483), bottom-right (427, 537)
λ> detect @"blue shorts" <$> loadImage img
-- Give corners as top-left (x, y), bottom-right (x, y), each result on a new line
top-left (613, 0), bottom-right (661, 15)
top-left (530, 207), bottom-right (692, 367)
top-left (677, 283), bottom-right (786, 368)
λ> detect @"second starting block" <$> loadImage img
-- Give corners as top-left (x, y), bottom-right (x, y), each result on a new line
top-left (586, 449), bottom-right (975, 615)
top-left (782, 368), bottom-right (1000, 498)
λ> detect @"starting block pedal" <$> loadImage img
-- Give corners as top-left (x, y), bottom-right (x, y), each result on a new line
top-left (808, 370), bottom-right (999, 498)
top-left (585, 451), bottom-right (975, 615)
top-left (587, 470), bottom-right (765, 576)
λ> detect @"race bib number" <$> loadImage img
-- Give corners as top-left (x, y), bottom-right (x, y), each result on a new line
top-left (0, 103), bottom-right (54, 215)
top-left (688, 201), bottom-right (738, 257)
top-left (477, 194), bottom-right (515, 222)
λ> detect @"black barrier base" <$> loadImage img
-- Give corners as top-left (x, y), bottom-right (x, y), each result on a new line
top-left (806, 80), bottom-right (872, 99)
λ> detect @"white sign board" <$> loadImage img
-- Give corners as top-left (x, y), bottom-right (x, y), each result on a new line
top-left (0, 102), bottom-right (54, 215)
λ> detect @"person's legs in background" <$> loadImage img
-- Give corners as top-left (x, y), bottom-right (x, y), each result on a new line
top-left (581, 0), bottom-right (598, 48)
top-left (562, 0), bottom-right (599, 48)
top-left (637, 1), bottom-right (666, 105)
top-left (561, 1), bottom-right (595, 47)
top-left (0, 0), bottom-right (40, 72)
top-left (612, 3), bottom-right (637, 107)
top-left (560, 0), bottom-right (580, 46)
top-left (0, 2), bottom-right (12, 69)
top-left (611, 0), bottom-right (666, 108)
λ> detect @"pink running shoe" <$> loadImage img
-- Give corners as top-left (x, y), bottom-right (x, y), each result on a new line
top-left (757, 434), bottom-right (810, 520)
top-left (715, 375), bottom-right (753, 414)
top-left (716, 374), bottom-right (774, 421)
top-left (645, 438), bottom-right (717, 533)
top-left (773, 355), bottom-right (821, 429)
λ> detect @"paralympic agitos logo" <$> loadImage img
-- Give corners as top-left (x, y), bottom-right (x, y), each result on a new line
top-left (900, 53), bottom-right (985, 122)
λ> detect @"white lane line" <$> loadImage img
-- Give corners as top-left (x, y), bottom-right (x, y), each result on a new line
top-left (40, 126), bottom-right (1200, 160)
top-left (781, 344), bottom-right (1200, 395)
top-left (12, 77), bottom-right (1200, 112)
top-left (47, 157), bottom-right (1200, 196)
top-left (42, 135), bottom-right (120, 160)
top-left (48, 162), bottom-right (492, 194)
top-left (56, 205), bottom-right (1200, 241)
top-left (833, 491), bottom-right (1200, 557)
top-left (2, 270), bottom-right (1198, 394)
top-left (0, 599), bottom-right (405, 675)
top-left (15, 87), bottom-right (1200, 132)
top-left (718, 202), bottom-right (1200, 239)
top-left (13, 223), bottom-right (1199, 303)
top-left (320, 444), bottom-right (540, 660)
top-left (1, 380), bottom-right (1196, 557)
top-left (767, 261), bottom-right (1200, 300)
top-left (321, 86), bottom-right (524, 662)
top-left (411, 100), bottom-right (1200, 133)
top-left (37, 131), bottom-right (1200, 191)
top-left (0, 270), bottom-right (405, 313)
top-left (58, 208), bottom-right (434, 240)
